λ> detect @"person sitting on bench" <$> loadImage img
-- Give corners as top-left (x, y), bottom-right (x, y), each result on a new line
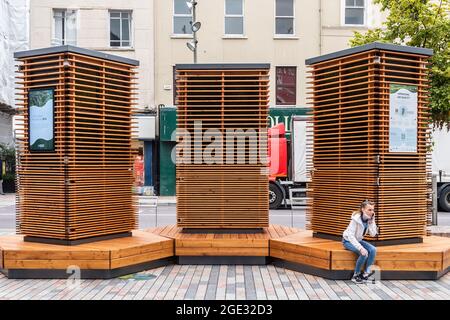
top-left (342, 199), bottom-right (378, 284)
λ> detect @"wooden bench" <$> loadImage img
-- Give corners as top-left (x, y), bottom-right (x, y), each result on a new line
top-left (0, 230), bottom-right (174, 279)
top-left (270, 230), bottom-right (450, 280)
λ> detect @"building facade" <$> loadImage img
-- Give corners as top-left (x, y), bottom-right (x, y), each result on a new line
top-left (29, 0), bottom-right (155, 110)
top-left (28, 0), bottom-right (157, 192)
top-left (154, 0), bottom-right (386, 195)
top-left (1, 0), bottom-right (29, 146)
top-left (154, 0), bottom-right (385, 108)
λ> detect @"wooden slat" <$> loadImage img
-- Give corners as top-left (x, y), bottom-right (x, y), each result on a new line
top-left (111, 248), bottom-right (174, 269)
top-left (270, 248), bottom-right (331, 269)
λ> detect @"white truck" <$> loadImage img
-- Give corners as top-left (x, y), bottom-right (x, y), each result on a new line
top-left (432, 127), bottom-right (450, 212)
top-left (270, 118), bottom-right (450, 213)
top-left (268, 116), bottom-right (309, 209)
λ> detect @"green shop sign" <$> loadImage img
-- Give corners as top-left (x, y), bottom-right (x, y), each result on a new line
top-left (159, 106), bottom-right (308, 141)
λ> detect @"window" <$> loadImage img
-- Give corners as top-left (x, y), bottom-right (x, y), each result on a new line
top-left (225, 0), bottom-right (244, 35)
top-left (276, 67), bottom-right (296, 105)
top-left (52, 9), bottom-right (77, 46)
top-left (173, 0), bottom-right (192, 35)
top-left (344, 0), bottom-right (365, 25)
top-left (110, 11), bottom-right (132, 47)
top-left (275, 0), bottom-right (294, 35)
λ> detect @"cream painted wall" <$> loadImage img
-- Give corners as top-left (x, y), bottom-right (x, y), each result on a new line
top-left (155, 0), bottom-right (321, 107)
top-left (154, 0), bottom-right (385, 108)
top-left (29, 0), bottom-right (154, 110)
top-left (321, 0), bottom-right (386, 54)
top-left (28, 0), bottom-right (385, 110)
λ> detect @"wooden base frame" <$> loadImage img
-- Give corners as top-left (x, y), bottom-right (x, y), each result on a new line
top-left (0, 230), bottom-right (173, 279)
top-left (1, 225), bottom-right (449, 280)
top-left (24, 232), bottom-right (132, 246)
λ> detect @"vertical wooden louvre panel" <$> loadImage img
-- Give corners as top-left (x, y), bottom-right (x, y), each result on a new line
top-left (14, 46), bottom-right (139, 242)
top-left (175, 64), bottom-right (270, 229)
top-left (305, 43), bottom-right (433, 242)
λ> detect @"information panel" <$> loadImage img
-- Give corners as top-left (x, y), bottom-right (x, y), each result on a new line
top-left (389, 84), bottom-right (418, 153)
top-left (28, 88), bottom-right (54, 152)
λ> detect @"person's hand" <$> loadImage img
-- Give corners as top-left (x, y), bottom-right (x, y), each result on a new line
top-left (368, 215), bottom-right (375, 224)
top-left (359, 247), bottom-right (368, 256)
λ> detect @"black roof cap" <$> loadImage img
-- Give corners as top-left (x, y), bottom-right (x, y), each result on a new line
top-left (14, 45), bottom-right (139, 66)
top-left (305, 42), bottom-right (433, 65)
top-left (175, 63), bottom-right (270, 70)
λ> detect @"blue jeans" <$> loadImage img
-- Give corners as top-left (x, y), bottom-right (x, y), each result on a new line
top-left (342, 239), bottom-right (377, 274)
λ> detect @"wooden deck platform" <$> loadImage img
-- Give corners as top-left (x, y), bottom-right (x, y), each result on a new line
top-left (0, 230), bottom-right (174, 279)
top-left (146, 225), bottom-right (299, 264)
top-left (1, 225), bottom-right (449, 280)
top-left (270, 230), bottom-right (450, 280)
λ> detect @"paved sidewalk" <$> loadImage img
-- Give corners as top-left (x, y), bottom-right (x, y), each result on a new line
top-left (0, 194), bottom-right (15, 207)
top-left (0, 264), bottom-right (449, 300)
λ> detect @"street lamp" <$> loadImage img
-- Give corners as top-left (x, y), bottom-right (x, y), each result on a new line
top-left (191, 21), bottom-right (201, 32)
top-left (186, 40), bottom-right (198, 52)
top-left (185, 0), bottom-right (201, 63)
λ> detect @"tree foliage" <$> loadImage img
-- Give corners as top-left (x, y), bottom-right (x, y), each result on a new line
top-left (350, 0), bottom-right (450, 129)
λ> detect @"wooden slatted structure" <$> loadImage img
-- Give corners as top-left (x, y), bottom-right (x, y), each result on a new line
top-left (305, 43), bottom-right (433, 243)
top-left (14, 46), bottom-right (139, 243)
top-left (175, 64), bottom-right (270, 229)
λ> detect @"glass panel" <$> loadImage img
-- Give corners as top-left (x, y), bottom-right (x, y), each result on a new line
top-left (225, 17), bottom-right (243, 34)
top-left (110, 41), bottom-right (120, 47)
top-left (53, 10), bottom-right (63, 18)
top-left (346, 0), bottom-right (355, 6)
top-left (174, 16), bottom-right (192, 34)
top-left (345, 8), bottom-right (364, 24)
top-left (110, 12), bottom-right (120, 18)
top-left (276, 0), bottom-right (293, 16)
top-left (276, 67), bottom-right (296, 105)
top-left (226, 0), bottom-right (242, 15)
top-left (122, 18), bottom-right (130, 40)
top-left (355, 0), bottom-right (364, 7)
top-left (122, 41), bottom-right (130, 46)
top-left (122, 12), bottom-right (129, 19)
top-left (275, 17), bottom-right (293, 34)
top-left (174, 0), bottom-right (190, 14)
top-left (110, 19), bottom-right (120, 41)
top-left (54, 15), bottom-right (63, 45)
top-left (65, 10), bottom-right (77, 45)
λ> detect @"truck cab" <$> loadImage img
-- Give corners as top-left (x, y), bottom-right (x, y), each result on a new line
top-left (268, 116), bottom-right (309, 209)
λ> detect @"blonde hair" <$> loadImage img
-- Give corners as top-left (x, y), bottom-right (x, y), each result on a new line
top-left (352, 199), bottom-right (374, 216)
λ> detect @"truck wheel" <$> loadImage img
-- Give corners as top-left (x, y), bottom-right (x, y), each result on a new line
top-left (438, 185), bottom-right (450, 212)
top-left (269, 183), bottom-right (283, 209)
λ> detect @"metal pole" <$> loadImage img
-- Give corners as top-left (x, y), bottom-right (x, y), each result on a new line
top-left (193, 3), bottom-right (197, 63)
top-left (432, 174), bottom-right (438, 225)
top-left (291, 205), bottom-right (294, 227)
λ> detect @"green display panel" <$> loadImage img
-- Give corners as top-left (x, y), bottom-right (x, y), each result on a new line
top-left (28, 88), bottom-right (54, 152)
